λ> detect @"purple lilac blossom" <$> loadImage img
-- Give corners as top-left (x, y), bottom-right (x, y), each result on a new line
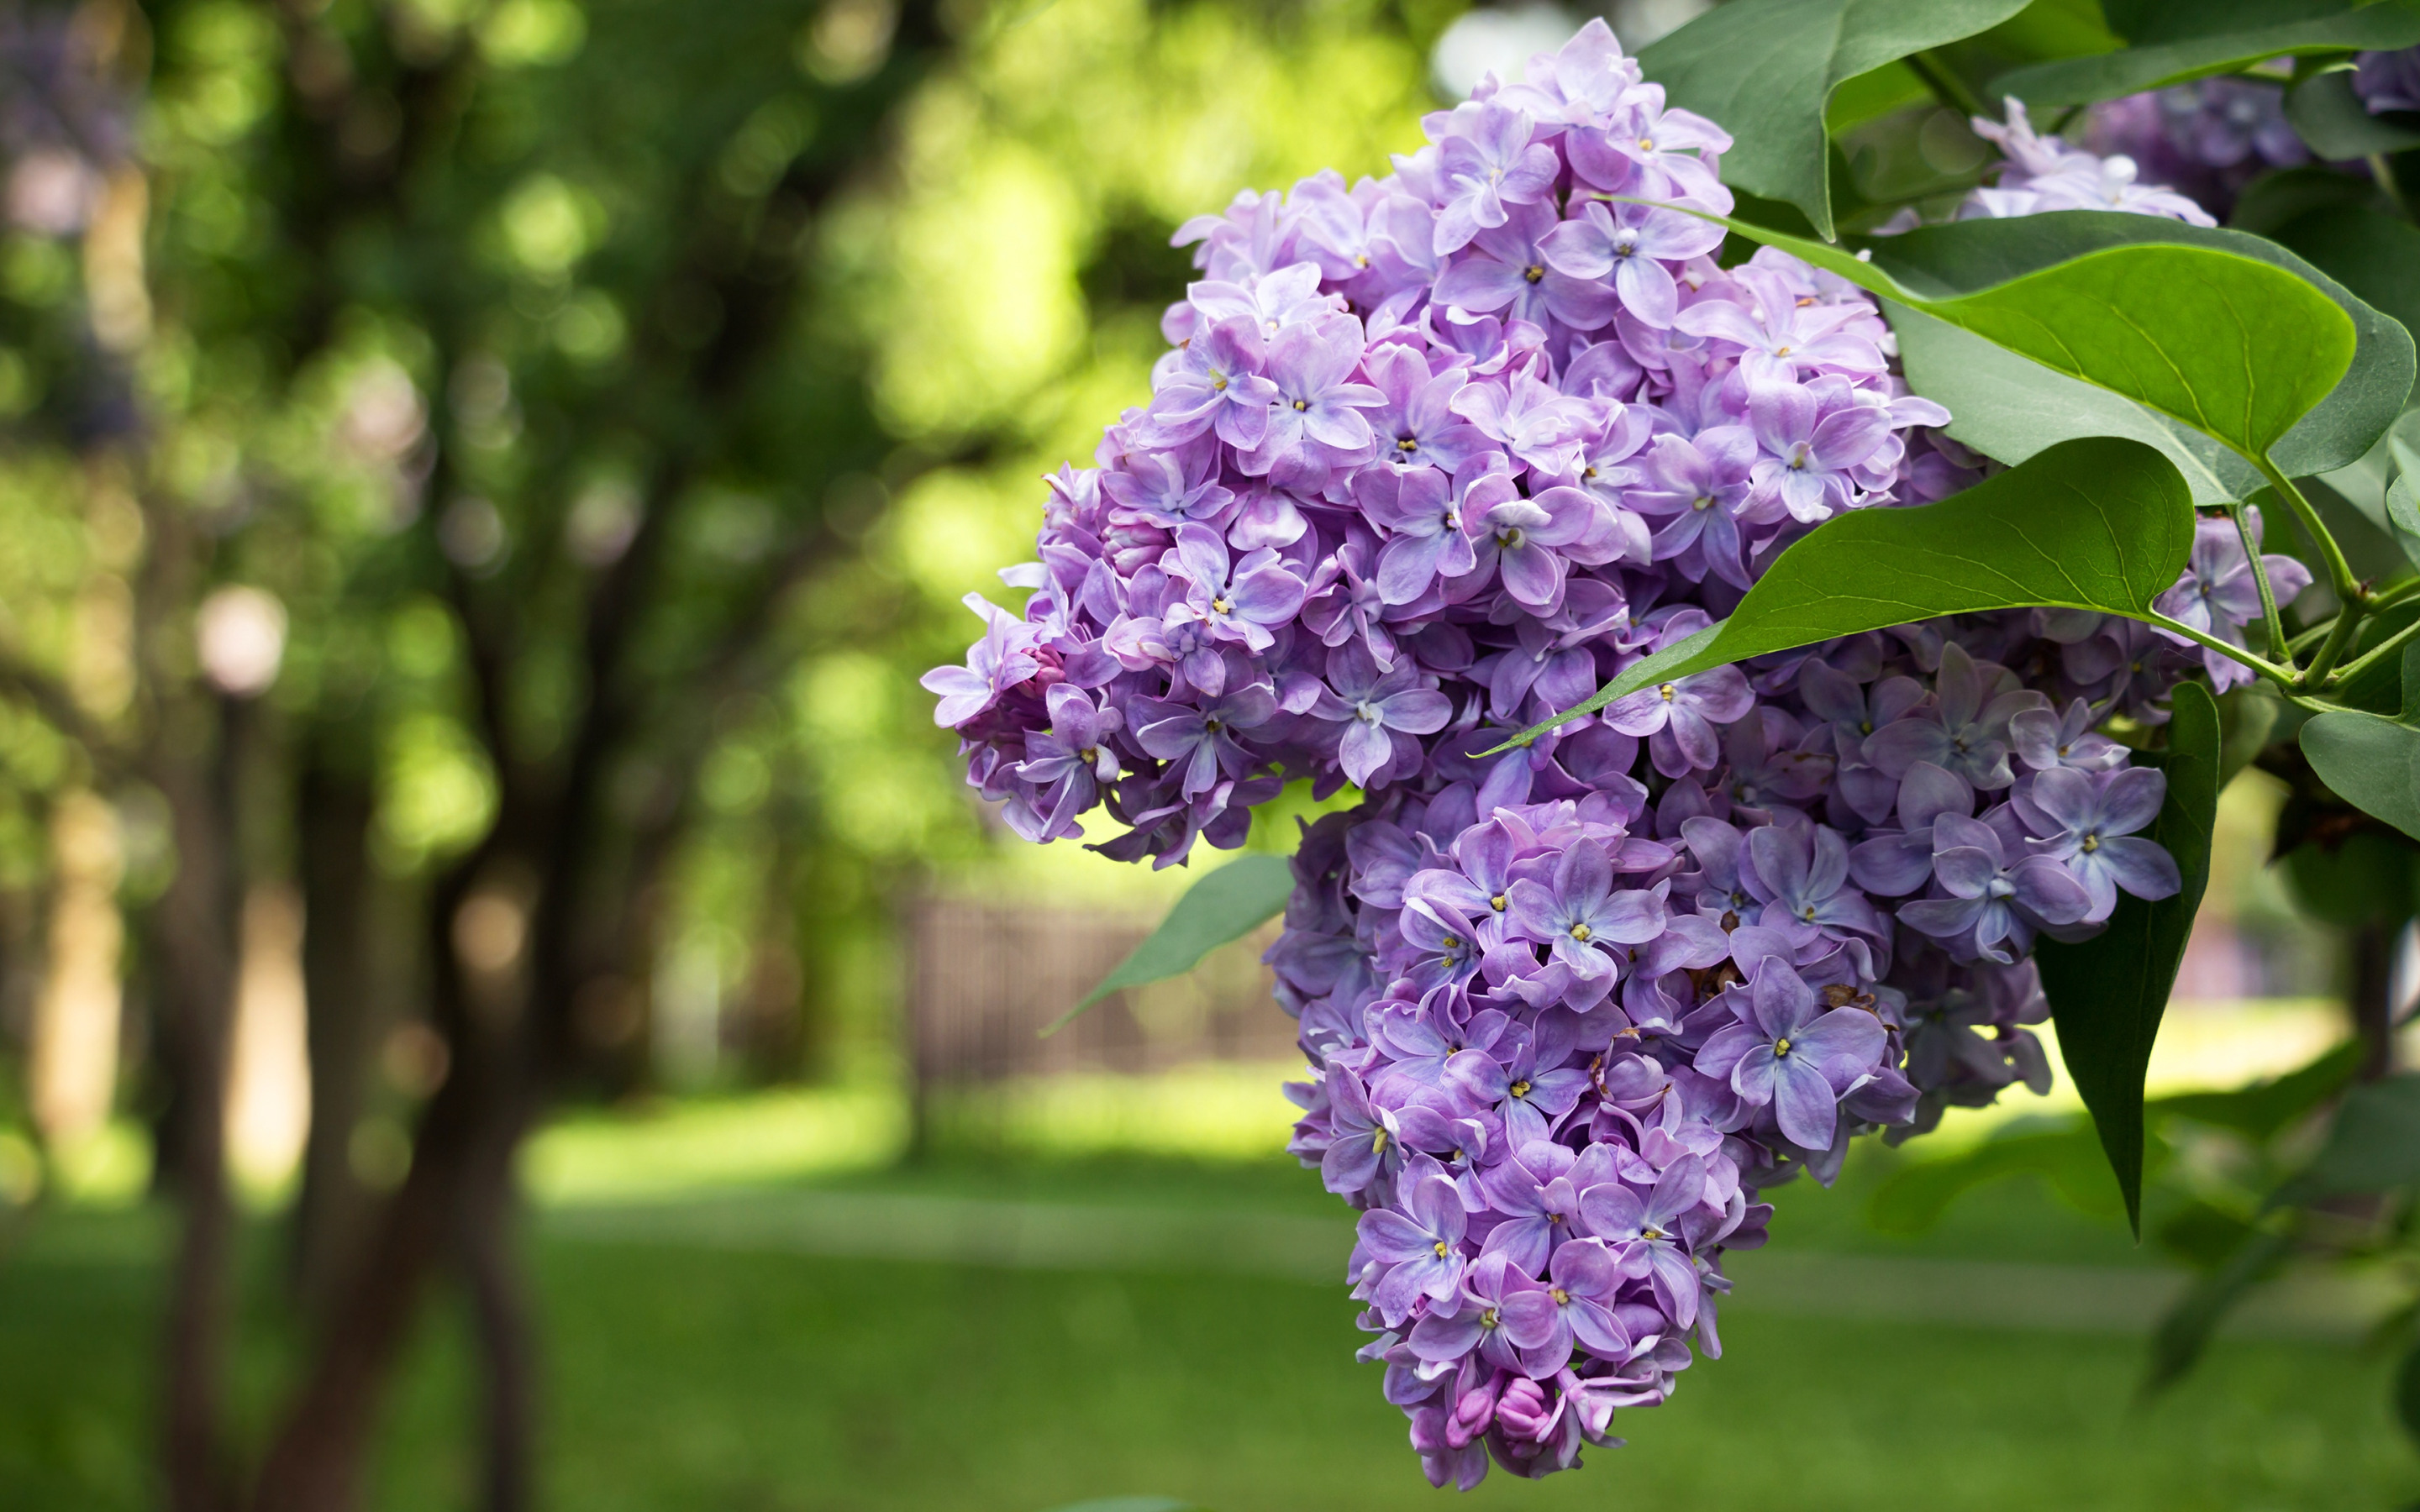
top-left (2081, 74), bottom-right (2307, 219)
top-left (2354, 46), bottom-right (2420, 115)
top-left (929, 20), bottom-right (2226, 1486)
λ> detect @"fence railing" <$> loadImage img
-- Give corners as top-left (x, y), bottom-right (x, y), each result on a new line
top-left (902, 895), bottom-right (1297, 1090)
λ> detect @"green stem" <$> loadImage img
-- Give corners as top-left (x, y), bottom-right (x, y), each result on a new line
top-left (2141, 612), bottom-right (2300, 690)
top-left (2304, 602), bottom-right (2362, 685)
top-left (2372, 575), bottom-right (2420, 612)
top-left (2231, 504), bottom-right (2292, 666)
top-left (1907, 50), bottom-right (1986, 120)
top-left (2323, 611), bottom-right (2420, 690)
top-left (2287, 616), bottom-right (2337, 654)
top-left (2372, 152), bottom-right (2413, 223)
top-left (2256, 459), bottom-right (2361, 608)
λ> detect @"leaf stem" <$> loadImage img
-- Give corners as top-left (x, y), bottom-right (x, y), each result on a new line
top-left (2302, 605), bottom-right (2363, 685)
top-left (2141, 612), bottom-right (2299, 690)
top-left (1906, 50), bottom-right (1986, 121)
top-left (2371, 575), bottom-right (2420, 612)
top-left (2256, 459), bottom-right (2361, 607)
top-left (2372, 152), bottom-right (2413, 223)
top-left (2321, 611), bottom-right (2420, 691)
top-left (2230, 504), bottom-right (2292, 667)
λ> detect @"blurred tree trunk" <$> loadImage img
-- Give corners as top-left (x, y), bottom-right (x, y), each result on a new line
top-left (292, 756), bottom-right (386, 1314)
top-left (146, 680), bottom-right (243, 1512)
top-left (2349, 920), bottom-right (2401, 1081)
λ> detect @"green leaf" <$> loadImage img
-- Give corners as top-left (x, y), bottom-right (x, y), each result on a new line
top-left (1867, 1124), bottom-right (2132, 1232)
top-left (1892, 305), bottom-right (2260, 505)
top-left (1676, 208), bottom-right (2378, 473)
top-left (2286, 66), bottom-right (2420, 156)
top-left (1048, 853), bottom-right (1293, 1033)
top-left (2397, 1338), bottom-right (2420, 1447)
top-left (1495, 436), bottom-right (2196, 748)
top-left (2390, 470), bottom-right (2420, 556)
top-left (2144, 1223), bottom-right (2296, 1395)
top-left (2214, 683), bottom-right (2284, 788)
top-left (1040, 1500), bottom-right (1205, 1512)
top-left (2300, 641), bottom-right (2420, 841)
top-left (1995, 1), bottom-right (2420, 108)
top-left (2035, 678), bottom-right (2223, 1236)
top-left (2272, 1073), bottom-right (2420, 1202)
top-left (1639, 0), bottom-right (2032, 241)
top-left (2228, 163), bottom-right (2386, 238)
top-left (2270, 206), bottom-right (2420, 377)
top-left (1881, 213), bottom-right (2413, 489)
top-left (2156, 1037), bottom-right (2362, 1141)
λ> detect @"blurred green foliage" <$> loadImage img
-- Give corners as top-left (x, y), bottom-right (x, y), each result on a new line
top-left (0, 0), bottom-right (1442, 1105)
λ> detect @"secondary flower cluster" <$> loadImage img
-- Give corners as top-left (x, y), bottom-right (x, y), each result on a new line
top-left (1963, 97), bottom-right (2217, 224)
top-left (2354, 45), bottom-right (2420, 115)
top-left (925, 19), bottom-right (2280, 1488)
top-left (2081, 75), bottom-right (2307, 219)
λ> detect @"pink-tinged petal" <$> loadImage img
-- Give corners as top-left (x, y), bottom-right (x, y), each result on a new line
top-left (1497, 542), bottom-right (1564, 609)
top-left (1538, 215), bottom-right (1612, 278)
top-left (1613, 255), bottom-right (1679, 328)
top-left (1808, 405), bottom-right (1890, 468)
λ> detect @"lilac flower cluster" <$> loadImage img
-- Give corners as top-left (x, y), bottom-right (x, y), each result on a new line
top-left (1962, 97), bottom-right (2217, 224)
top-left (2080, 76), bottom-right (2307, 218)
top-left (924, 21), bottom-right (2275, 1487)
top-left (2354, 46), bottom-right (2420, 116)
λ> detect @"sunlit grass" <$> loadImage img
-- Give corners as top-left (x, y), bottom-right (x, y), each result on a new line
top-left (505, 996), bottom-right (2354, 1206)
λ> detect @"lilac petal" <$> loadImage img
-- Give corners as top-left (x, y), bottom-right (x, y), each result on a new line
top-left (1358, 1208), bottom-right (1437, 1263)
top-left (1789, 1005), bottom-right (1886, 1080)
top-left (2098, 767), bottom-right (2168, 835)
top-left (2096, 834), bottom-right (2181, 901)
top-left (1770, 1055), bottom-right (1839, 1150)
top-left (1930, 845), bottom-right (2000, 899)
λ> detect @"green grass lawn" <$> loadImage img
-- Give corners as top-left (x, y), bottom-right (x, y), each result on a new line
top-left (0, 1148), bottom-right (2409, 1511)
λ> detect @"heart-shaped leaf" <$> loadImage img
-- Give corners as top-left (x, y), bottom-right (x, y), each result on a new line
top-left (2300, 640), bottom-right (2420, 841)
top-left (1497, 436), bottom-right (2195, 746)
top-left (2034, 677), bottom-right (2223, 1236)
top-left (2286, 66), bottom-right (2420, 157)
top-left (1995, 1), bottom-right (2420, 108)
top-left (1686, 209), bottom-right (2389, 473)
top-left (1867, 212), bottom-right (2413, 484)
top-left (1891, 305), bottom-right (2260, 505)
top-left (1639, 0), bottom-right (2032, 241)
top-left (1050, 853), bottom-right (1295, 1032)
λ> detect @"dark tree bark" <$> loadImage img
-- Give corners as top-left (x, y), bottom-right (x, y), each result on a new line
top-left (2349, 919), bottom-right (2401, 1082)
top-left (292, 757), bottom-right (385, 1314)
top-left (150, 692), bottom-right (244, 1512)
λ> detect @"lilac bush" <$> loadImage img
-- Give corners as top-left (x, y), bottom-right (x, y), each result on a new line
top-left (924, 20), bottom-right (2289, 1487)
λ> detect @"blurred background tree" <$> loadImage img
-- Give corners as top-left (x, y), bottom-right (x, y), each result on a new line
top-left (0, 0), bottom-right (1452, 1505)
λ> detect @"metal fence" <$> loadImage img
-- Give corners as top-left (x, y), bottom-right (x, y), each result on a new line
top-left (903, 895), bottom-right (1297, 1089)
